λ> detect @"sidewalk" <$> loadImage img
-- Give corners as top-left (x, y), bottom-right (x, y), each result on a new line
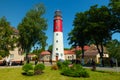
top-left (96, 67), bottom-right (120, 72)
top-left (84, 66), bottom-right (120, 72)
top-left (0, 63), bottom-right (120, 72)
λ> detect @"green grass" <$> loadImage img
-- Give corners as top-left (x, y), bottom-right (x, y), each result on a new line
top-left (0, 66), bottom-right (120, 80)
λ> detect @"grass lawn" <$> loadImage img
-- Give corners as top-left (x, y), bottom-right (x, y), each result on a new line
top-left (0, 66), bottom-right (120, 80)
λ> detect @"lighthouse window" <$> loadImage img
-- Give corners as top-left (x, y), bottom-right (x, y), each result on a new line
top-left (56, 48), bottom-right (58, 50)
top-left (61, 53), bottom-right (63, 57)
top-left (56, 26), bottom-right (59, 29)
top-left (56, 33), bottom-right (58, 36)
top-left (56, 40), bottom-right (58, 43)
top-left (56, 53), bottom-right (59, 56)
top-left (56, 20), bottom-right (59, 23)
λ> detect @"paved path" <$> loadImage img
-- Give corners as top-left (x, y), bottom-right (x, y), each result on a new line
top-left (0, 62), bottom-right (120, 72)
top-left (97, 67), bottom-right (120, 72)
top-left (84, 66), bottom-right (120, 72)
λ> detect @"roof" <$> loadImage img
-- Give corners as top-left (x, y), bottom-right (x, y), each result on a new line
top-left (41, 51), bottom-right (51, 55)
top-left (64, 50), bottom-right (75, 55)
top-left (71, 45), bottom-right (90, 51)
top-left (28, 54), bottom-right (36, 57)
top-left (84, 50), bottom-right (98, 57)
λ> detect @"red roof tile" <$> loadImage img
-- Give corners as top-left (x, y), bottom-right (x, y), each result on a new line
top-left (64, 50), bottom-right (75, 55)
top-left (71, 46), bottom-right (90, 51)
top-left (84, 50), bottom-right (98, 57)
top-left (41, 51), bottom-right (51, 55)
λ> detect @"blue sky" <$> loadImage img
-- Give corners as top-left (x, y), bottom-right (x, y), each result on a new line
top-left (0, 0), bottom-right (120, 49)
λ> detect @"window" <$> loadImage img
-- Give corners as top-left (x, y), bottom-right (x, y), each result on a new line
top-left (56, 48), bottom-right (58, 50)
top-left (10, 54), bottom-right (14, 59)
top-left (56, 26), bottom-right (59, 29)
top-left (68, 56), bottom-right (69, 59)
top-left (56, 20), bottom-right (59, 23)
top-left (56, 33), bottom-right (58, 36)
top-left (56, 40), bottom-right (58, 43)
top-left (61, 53), bottom-right (63, 57)
top-left (72, 55), bottom-right (74, 59)
top-left (56, 53), bottom-right (59, 56)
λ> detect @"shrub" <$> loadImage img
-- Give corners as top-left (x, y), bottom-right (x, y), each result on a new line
top-left (61, 64), bottom-right (89, 78)
top-left (34, 63), bottom-right (45, 75)
top-left (57, 61), bottom-right (63, 69)
top-left (57, 60), bottom-right (71, 69)
top-left (63, 60), bottom-right (70, 66)
top-left (22, 63), bottom-right (34, 76)
top-left (22, 63), bottom-right (33, 72)
top-left (51, 64), bottom-right (58, 70)
top-left (27, 70), bottom-right (34, 76)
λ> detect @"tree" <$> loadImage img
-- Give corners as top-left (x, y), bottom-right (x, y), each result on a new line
top-left (68, 11), bottom-right (90, 65)
top-left (86, 5), bottom-right (112, 66)
top-left (48, 45), bottom-right (53, 53)
top-left (108, 0), bottom-right (120, 34)
top-left (75, 50), bottom-right (82, 59)
top-left (0, 17), bottom-right (16, 57)
top-left (106, 39), bottom-right (120, 66)
top-left (32, 47), bottom-right (43, 57)
top-left (18, 3), bottom-right (47, 62)
top-left (69, 4), bottom-right (113, 66)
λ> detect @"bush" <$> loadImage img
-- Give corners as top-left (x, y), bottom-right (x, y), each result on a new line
top-left (51, 64), bottom-right (58, 70)
top-left (57, 60), bottom-right (71, 69)
top-left (22, 63), bottom-right (34, 76)
top-left (61, 64), bottom-right (89, 78)
top-left (27, 70), bottom-right (34, 76)
top-left (62, 60), bottom-right (71, 67)
top-left (34, 63), bottom-right (45, 75)
top-left (57, 61), bottom-right (63, 69)
top-left (22, 63), bottom-right (33, 72)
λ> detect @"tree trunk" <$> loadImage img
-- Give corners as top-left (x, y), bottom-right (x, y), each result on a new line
top-left (95, 41), bottom-right (104, 67)
top-left (81, 46), bottom-right (84, 65)
top-left (25, 50), bottom-right (30, 64)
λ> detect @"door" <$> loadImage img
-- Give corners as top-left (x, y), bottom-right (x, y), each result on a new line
top-left (56, 56), bottom-right (58, 61)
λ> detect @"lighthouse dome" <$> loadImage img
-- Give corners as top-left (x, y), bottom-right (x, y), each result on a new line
top-left (54, 10), bottom-right (62, 17)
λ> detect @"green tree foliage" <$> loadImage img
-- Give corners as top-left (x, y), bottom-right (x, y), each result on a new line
top-left (48, 44), bottom-right (53, 53)
top-left (75, 50), bottom-right (82, 59)
top-left (32, 47), bottom-right (44, 58)
top-left (109, 0), bottom-right (120, 33)
top-left (0, 17), bottom-right (16, 57)
top-left (106, 40), bottom-right (120, 65)
top-left (87, 5), bottom-right (112, 61)
top-left (68, 5), bottom-right (114, 66)
top-left (68, 12), bottom-right (90, 61)
top-left (18, 3), bottom-right (47, 60)
top-left (109, 0), bottom-right (120, 14)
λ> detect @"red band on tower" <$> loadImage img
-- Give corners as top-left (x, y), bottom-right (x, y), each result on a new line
top-left (54, 19), bottom-right (62, 32)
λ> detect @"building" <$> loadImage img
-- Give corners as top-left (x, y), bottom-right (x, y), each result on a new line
top-left (40, 51), bottom-right (51, 62)
top-left (0, 27), bottom-right (24, 65)
top-left (64, 50), bottom-right (76, 60)
top-left (52, 10), bottom-right (65, 61)
top-left (83, 44), bottom-right (109, 63)
top-left (39, 45), bottom-right (109, 64)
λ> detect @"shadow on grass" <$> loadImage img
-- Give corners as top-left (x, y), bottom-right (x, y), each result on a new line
top-left (60, 73), bottom-right (90, 79)
top-left (92, 70), bottom-right (120, 76)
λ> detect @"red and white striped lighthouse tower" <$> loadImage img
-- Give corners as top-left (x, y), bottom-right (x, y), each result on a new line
top-left (52, 10), bottom-right (65, 61)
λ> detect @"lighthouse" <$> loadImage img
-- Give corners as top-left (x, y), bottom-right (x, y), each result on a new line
top-left (52, 10), bottom-right (65, 61)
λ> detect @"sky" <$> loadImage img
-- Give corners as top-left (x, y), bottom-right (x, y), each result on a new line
top-left (0, 0), bottom-right (120, 49)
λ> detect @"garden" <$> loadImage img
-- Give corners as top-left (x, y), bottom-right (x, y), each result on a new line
top-left (0, 61), bottom-right (120, 80)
